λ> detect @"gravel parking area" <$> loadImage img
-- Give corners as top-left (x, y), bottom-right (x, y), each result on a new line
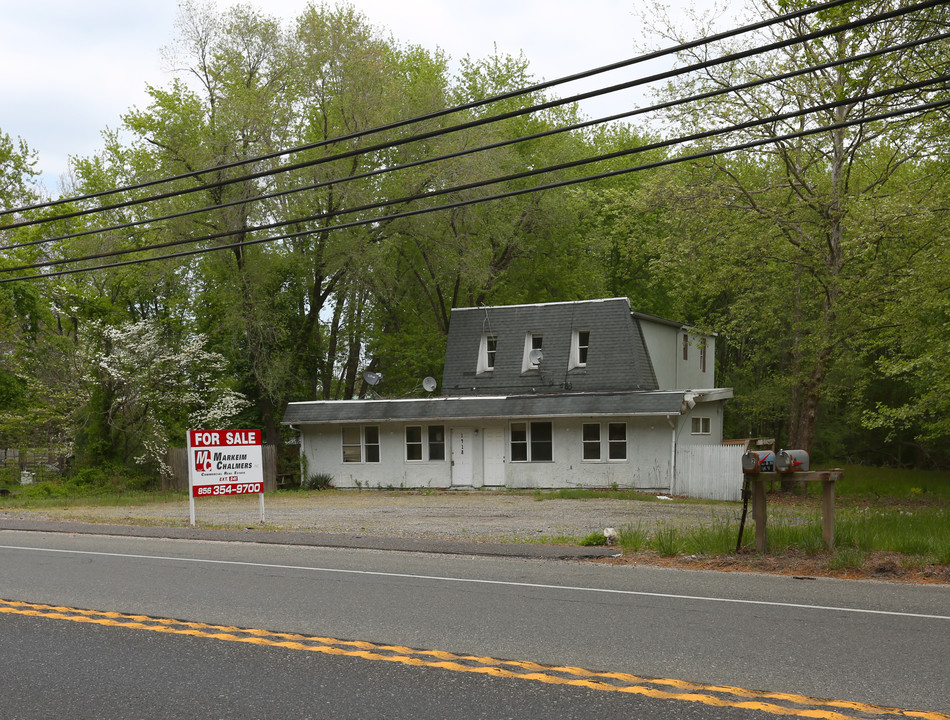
top-left (7, 490), bottom-right (746, 543)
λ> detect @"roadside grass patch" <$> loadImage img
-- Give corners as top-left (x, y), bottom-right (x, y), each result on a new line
top-left (618, 524), bottom-right (650, 552)
top-left (579, 531), bottom-right (608, 546)
top-left (2, 483), bottom-right (184, 510)
top-left (819, 465), bottom-right (950, 501)
top-left (652, 525), bottom-right (682, 557)
top-left (827, 548), bottom-right (866, 571)
top-left (763, 519), bottom-right (827, 555)
top-left (834, 507), bottom-right (949, 557)
top-left (682, 519), bottom-right (737, 556)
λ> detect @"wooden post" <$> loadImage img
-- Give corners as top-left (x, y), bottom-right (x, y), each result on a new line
top-left (821, 470), bottom-right (841, 550)
top-left (752, 477), bottom-right (767, 553)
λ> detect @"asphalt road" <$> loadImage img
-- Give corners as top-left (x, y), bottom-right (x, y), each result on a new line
top-left (1, 528), bottom-right (948, 718)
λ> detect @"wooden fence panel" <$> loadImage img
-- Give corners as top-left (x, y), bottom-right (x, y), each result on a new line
top-left (674, 444), bottom-right (746, 501)
top-left (164, 445), bottom-right (276, 492)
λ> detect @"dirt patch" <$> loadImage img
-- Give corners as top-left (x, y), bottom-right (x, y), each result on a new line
top-left (596, 550), bottom-right (950, 584)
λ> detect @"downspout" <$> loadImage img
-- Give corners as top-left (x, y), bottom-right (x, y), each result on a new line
top-left (669, 393), bottom-right (696, 494)
top-left (667, 415), bottom-right (677, 493)
top-left (288, 424), bottom-right (303, 487)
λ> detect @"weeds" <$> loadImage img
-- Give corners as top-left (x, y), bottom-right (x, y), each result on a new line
top-left (618, 524), bottom-right (649, 552)
top-left (579, 531), bottom-right (608, 546)
top-left (827, 548), bottom-right (866, 571)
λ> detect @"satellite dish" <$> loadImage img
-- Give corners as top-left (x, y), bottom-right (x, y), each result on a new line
top-left (422, 376), bottom-right (438, 392)
top-left (528, 348), bottom-right (544, 365)
top-left (362, 371), bottom-right (382, 387)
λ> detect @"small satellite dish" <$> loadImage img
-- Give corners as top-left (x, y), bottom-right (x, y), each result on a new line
top-left (362, 371), bottom-right (382, 387)
top-left (422, 376), bottom-right (438, 392)
top-left (528, 348), bottom-right (544, 365)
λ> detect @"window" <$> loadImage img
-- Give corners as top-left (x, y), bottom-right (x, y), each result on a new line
top-left (530, 421), bottom-right (553, 461)
top-left (342, 426), bottom-right (362, 463)
top-left (405, 425), bottom-right (446, 461)
top-left (405, 426), bottom-right (423, 461)
top-left (511, 422), bottom-right (528, 462)
top-left (570, 329), bottom-right (590, 369)
top-left (582, 422), bottom-right (627, 461)
top-left (342, 425), bottom-right (380, 463)
top-left (364, 426), bottom-right (380, 462)
top-left (699, 338), bottom-right (707, 373)
top-left (522, 332), bottom-right (543, 372)
top-left (477, 334), bottom-right (498, 374)
top-left (510, 421), bottom-right (553, 462)
top-left (428, 425), bottom-right (446, 460)
top-left (608, 423), bottom-right (627, 460)
top-left (691, 417), bottom-right (711, 435)
top-left (577, 330), bottom-right (589, 366)
top-left (582, 423), bottom-right (600, 460)
top-left (683, 333), bottom-right (689, 361)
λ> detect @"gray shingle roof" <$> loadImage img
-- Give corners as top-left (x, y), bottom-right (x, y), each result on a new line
top-left (283, 390), bottom-right (688, 425)
top-left (441, 297), bottom-right (658, 395)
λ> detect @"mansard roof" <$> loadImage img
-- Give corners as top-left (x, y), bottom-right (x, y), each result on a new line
top-left (440, 297), bottom-right (658, 395)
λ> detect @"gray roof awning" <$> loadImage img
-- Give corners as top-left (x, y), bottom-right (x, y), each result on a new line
top-left (282, 391), bottom-right (696, 425)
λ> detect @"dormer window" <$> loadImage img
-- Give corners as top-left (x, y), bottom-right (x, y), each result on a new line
top-left (522, 332), bottom-right (543, 372)
top-left (570, 329), bottom-right (590, 369)
top-left (477, 334), bottom-right (497, 374)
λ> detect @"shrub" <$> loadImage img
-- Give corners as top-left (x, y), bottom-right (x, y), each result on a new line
top-left (579, 531), bottom-right (608, 546)
top-left (303, 472), bottom-right (334, 490)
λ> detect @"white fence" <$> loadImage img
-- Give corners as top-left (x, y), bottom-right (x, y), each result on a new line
top-left (674, 444), bottom-right (746, 501)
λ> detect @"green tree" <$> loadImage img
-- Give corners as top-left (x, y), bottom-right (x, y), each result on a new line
top-left (641, 0), bottom-right (950, 456)
top-left (75, 318), bottom-right (248, 478)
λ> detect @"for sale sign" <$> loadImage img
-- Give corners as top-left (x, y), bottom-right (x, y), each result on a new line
top-left (187, 429), bottom-right (264, 498)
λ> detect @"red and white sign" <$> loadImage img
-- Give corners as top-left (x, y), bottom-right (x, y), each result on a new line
top-left (187, 429), bottom-right (264, 498)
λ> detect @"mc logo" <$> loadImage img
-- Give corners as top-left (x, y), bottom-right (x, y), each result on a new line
top-left (194, 450), bottom-right (212, 473)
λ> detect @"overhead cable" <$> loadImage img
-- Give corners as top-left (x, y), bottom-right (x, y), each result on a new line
top-left (0, 0), bottom-right (872, 225)
top-left (4, 89), bottom-right (946, 284)
top-left (1, 0), bottom-right (938, 245)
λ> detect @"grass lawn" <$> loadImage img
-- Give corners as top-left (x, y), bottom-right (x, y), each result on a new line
top-left (592, 465), bottom-right (950, 582)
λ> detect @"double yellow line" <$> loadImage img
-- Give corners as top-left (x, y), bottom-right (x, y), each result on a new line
top-left (1, 598), bottom-right (944, 720)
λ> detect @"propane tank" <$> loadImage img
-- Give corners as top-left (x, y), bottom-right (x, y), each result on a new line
top-left (775, 449), bottom-right (809, 473)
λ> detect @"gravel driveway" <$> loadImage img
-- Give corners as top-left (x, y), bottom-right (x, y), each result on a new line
top-left (11, 490), bottom-right (747, 542)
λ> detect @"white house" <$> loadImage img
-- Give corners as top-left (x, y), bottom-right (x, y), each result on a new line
top-left (283, 298), bottom-right (734, 492)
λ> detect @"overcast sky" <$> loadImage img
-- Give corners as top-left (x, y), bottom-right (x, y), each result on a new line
top-left (1, 1), bottom-right (715, 191)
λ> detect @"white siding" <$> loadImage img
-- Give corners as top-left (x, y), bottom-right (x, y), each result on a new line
top-left (637, 319), bottom-right (717, 390)
top-left (300, 417), bottom-right (676, 491)
top-left (673, 445), bottom-right (745, 501)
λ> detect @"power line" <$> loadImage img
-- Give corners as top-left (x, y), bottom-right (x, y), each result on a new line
top-left (0, 0), bottom-right (868, 226)
top-left (2, 0), bottom-right (939, 250)
top-left (3, 15), bottom-right (946, 277)
top-left (5, 69), bottom-right (947, 276)
top-left (4, 91), bottom-right (945, 284)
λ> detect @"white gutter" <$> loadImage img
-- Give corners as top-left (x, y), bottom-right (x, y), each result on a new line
top-left (667, 415), bottom-right (678, 493)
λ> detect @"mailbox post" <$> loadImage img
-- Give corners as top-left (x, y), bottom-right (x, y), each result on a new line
top-left (740, 450), bottom-right (839, 553)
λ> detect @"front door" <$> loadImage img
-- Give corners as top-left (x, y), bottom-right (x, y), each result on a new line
top-left (451, 427), bottom-right (474, 486)
top-left (483, 426), bottom-right (506, 486)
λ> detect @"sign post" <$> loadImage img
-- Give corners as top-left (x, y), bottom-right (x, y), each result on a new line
top-left (187, 429), bottom-right (265, 526)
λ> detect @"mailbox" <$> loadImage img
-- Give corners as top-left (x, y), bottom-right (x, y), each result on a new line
top-left (775, 449), bottom-right (809, 473)
top-left (741, 450), bottom-right (775, 474)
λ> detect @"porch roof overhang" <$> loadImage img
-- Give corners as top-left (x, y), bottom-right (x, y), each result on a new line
top-left (282, 388), bottom-right (732, 426)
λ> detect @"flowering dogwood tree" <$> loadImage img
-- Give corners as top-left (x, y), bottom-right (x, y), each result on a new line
top-left (80, 319), bottom-right (249, 480)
